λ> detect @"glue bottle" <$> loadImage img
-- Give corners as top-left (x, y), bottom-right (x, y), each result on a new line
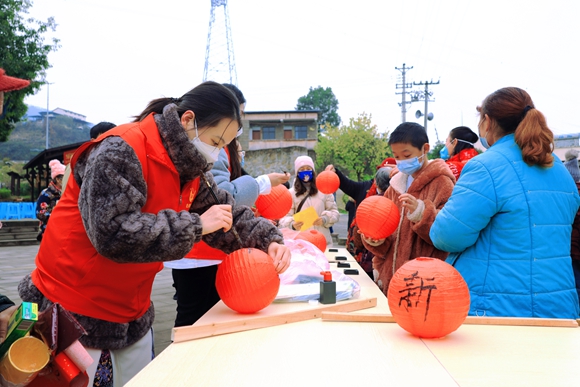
top-left (319, 271), bottom-right (336, 304)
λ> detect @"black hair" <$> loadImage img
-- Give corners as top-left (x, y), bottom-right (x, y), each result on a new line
top-left (388, 122), bottom-right (429, 149)
top-left (132, 81), bottom-right (242, 131)
top-left (221, 83), bottom-right (245, 179)
top-left (89, 122), bottom-right (116, 140)
top-left (222, 83), bottom-right (246, 105)
top-left (226, 138), bottom-right (243, 180)
top-left (449, 126), bottom-right (478, 156)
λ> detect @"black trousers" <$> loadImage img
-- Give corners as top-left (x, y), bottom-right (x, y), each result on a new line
top-left (172, 265), bottom-right (221, 327)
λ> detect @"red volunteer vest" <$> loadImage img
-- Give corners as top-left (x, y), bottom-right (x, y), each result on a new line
top-left (31, 113), bottom-right (200, 323)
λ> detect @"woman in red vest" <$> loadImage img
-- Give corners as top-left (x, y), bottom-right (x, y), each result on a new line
top-left (18, 81), bottom-right (291, 386)
top-left (166, 84), bottom-right (290, 327)
top-left (439, 126), bottom-right (480, 180)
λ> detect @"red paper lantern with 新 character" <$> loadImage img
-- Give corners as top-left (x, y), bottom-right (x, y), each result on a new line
top-left (216, 248), bottom-right (280, 314)
top-left (316, 171), bottom-right (340, 194)
top-left (255, 184), bottom-right (293, 220)
top-left (356, 195), bottom-right (400, 240)
top-left (296, 229), bottom-right (327, 252)
top-left (387, 257), bottom-right (470, 338)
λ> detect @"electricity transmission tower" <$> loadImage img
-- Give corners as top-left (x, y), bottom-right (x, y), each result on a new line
top-left (203, 0), bottom-right (237, 85)
top-left (395, 63), bottom-right (413, 123)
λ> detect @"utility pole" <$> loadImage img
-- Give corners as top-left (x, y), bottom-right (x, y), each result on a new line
top-left (413, 79), bottom-right (439, 131)
top-left (395, 63), bottom-right (413, 123)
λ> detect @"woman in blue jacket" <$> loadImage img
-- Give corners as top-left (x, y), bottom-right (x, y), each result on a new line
top-left (430, 87), bottom-right (580, 319)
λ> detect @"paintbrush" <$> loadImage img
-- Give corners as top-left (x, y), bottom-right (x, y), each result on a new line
top-left (201, 173), bottom-right (244, 247)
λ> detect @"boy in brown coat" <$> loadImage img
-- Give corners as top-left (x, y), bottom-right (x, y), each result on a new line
top-left (361, 122), bottom-right (456, 295)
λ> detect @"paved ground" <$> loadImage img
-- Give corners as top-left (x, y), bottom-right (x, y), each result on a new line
top-left (0, 214), bottom-right (349, 355)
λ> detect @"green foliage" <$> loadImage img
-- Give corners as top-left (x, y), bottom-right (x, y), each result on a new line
top-left (0, 0), bottom-right (60, 141)
top-left (0, 159), bottom-right (31, 198)
top-left (0, 114), bottom-right (91, 160)
top-left (0, 188), bottom-right (10, 199)
top-left (296, 86), bottom-right (341, 128)
top-left (429, 141), bottom-right (445, 160)
top-left (315, 113), bottom-right (391, 181)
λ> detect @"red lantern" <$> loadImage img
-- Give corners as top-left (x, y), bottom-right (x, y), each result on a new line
top-left (216, 248), bottom-right (280, 314)
top-left (296, 229), bottom-right (327, 252)
top-left (316, 171), bottom-right (340, 194)
top-left (387, 257), bottom-right (470, 338)
top-left (356, 195), bottom-right (400, 240)
top-left (255, 184), bottom-right (293, 220)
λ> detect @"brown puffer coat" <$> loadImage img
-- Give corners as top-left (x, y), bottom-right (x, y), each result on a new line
top-left (363, 159), bottom-right (455, 296)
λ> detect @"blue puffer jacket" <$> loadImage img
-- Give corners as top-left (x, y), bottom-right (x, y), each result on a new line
top-left (430, 134), bottom-right (580, 318)
top-left (211, 148), bottom-right (259, 207)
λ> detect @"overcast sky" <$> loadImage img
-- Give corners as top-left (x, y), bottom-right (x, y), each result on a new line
top-left (23, 0), bottom-right (580, 146)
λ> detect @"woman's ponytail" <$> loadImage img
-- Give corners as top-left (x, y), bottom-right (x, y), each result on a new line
top-left (480, 87), bottom-right (554, 168)
top-left (514, 108), bottom-right (554, 168)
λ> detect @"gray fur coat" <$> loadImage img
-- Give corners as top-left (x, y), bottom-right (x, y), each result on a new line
top-left (19, 104), bottom-right (284, 350)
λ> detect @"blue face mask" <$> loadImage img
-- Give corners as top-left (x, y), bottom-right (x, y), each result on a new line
top-left (396, 153), bottom-right (425, 175)
top-left (439, 146), bottom-right (450, 160)
top-left (479, 136), bottom-right (491, 149)
top-left (298, 170), bottom-right (313, 182)
top-left (241, 155), bottom-right (245, 167)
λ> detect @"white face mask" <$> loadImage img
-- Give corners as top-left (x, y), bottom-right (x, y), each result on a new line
top-left (190, 120), bottom-right (219, 164)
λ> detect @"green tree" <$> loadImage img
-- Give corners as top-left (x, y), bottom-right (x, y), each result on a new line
top-left (0, 0), bottom-right (60, 141)
top-left (315, 113), bottom-right (391, 181)
top-left (429, 141), bottom-right (445, 160)
top-left (296, 86), bottom-right (341, 128)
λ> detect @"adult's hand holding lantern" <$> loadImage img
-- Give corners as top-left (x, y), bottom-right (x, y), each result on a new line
top-left (267, 172), bottom-right (291, 187)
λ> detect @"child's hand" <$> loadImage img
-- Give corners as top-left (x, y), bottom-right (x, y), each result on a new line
top-left (312, 217), bottom-right (324, 226)
top-left (268, 242), bottom-right (291, 273)
top-left (0, 305), bottom-right (17, 344)
top-left (399, 193), bottom-right (418, 214)
top-left (200, 204), bottom-right (233, 234)
top-left (357, 230), bottom-right (386, 247)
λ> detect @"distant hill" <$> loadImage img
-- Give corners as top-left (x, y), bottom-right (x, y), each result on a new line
top-left (24, 105), bottom-right (46, 120)
top-left (0, 106), bottom-right (92, 162)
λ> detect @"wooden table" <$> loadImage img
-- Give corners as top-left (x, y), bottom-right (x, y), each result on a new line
top-left (126, 248), bottom-right (580, 387)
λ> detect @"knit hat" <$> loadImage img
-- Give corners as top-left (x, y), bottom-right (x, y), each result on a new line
top-left (49, 159), bottom-right (66, 179)
top-left (294, 155), bottom-right (315, 172)
top-left (565, 149), bottom-right (579, 162)
top-left (0, 69), bottom-right (30, 92)
top-left (564, 158), bottom-right (580, 183)
top-left (377, 157), bottom-right (397, 170)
